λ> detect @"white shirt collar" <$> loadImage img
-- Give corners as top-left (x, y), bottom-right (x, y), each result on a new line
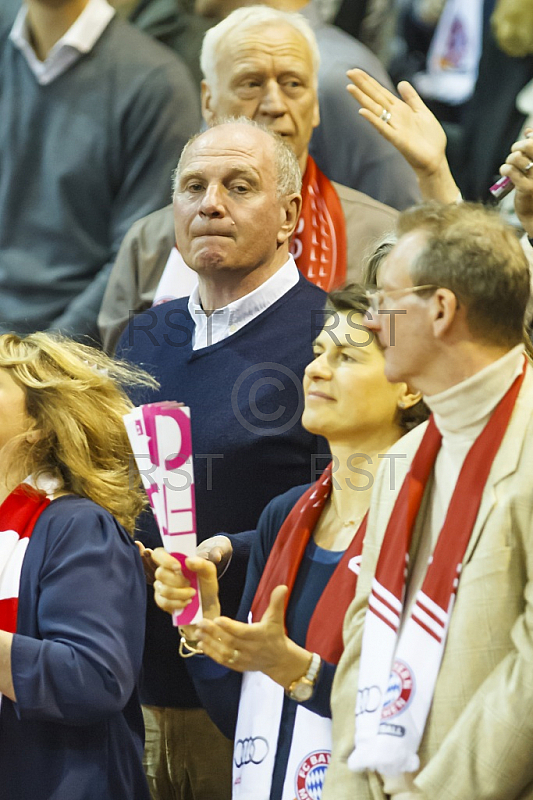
top-left (188, 255), bottom-right (300, 350)
top-left (10, 0), bottom-right (115, 85)
top-left (424, 344), bottom-right (526, 440)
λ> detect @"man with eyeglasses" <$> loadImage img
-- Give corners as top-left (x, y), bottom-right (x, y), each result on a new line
top-left (324, 201), bottom-right (533, 800)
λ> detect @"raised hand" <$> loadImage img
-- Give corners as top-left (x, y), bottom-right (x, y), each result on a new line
top-left (346, 68), bottom-right (460, 203)
top-left (500, 129), bottom-right (533, 238)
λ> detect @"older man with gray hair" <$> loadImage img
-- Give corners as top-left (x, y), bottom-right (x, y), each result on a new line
top-left (98, 5), bottom-right (398, 353)
top-left (117, 117), bottom-right (328, 800)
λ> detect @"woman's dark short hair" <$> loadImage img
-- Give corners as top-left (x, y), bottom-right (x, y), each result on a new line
top-left (326, 283), bottom-right (429, 434)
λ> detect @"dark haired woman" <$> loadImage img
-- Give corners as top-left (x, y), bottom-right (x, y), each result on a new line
top-left (153, 287), bottom-right (427, 800)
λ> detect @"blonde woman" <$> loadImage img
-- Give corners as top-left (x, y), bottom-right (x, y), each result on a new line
top-left (0, 333), bottom-right (154, 800)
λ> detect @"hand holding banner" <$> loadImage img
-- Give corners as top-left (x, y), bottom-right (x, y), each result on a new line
top-left (124, 402), bottom-right (202, 626)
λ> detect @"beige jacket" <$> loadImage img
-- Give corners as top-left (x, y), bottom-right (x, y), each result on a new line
top-left (323, 365), bottom-right (533, 800)
top-left (98, 183), bottom-right (397, 353)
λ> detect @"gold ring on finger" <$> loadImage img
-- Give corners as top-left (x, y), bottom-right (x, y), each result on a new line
top-left (227, 648), bottom-right (240, 666)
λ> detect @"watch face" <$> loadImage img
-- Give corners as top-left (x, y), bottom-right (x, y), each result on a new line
top-left (290, 679), bottom-right (313, 702)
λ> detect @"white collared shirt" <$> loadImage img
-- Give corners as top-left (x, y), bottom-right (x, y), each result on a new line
top-left (10, 0), bottom-right (115, 86)
top-left (187, 256), bottom-right (300, 350)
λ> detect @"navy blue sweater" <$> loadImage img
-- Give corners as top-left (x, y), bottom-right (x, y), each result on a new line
top-left (117, 275), bottom-right (328, 707)
top-left (0, 497), bottom-right (148, 800)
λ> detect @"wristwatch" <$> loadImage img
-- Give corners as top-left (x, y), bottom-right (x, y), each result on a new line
top-left (286, 652), bottom-right (321, 702)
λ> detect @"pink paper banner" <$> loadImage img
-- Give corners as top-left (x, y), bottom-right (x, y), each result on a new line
top-left (124, 402), bottom-right (201, 626)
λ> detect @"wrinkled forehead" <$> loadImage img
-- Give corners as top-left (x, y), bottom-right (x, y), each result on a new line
top-left (178, 128), bottom-right (276, 183)
top-left (216, 23), bottom-right (315, 74)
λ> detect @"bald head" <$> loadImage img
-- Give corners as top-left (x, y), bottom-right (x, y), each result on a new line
top-left (174, 118), bottom-right (302, 199)
top-left (172, 120), bottom-right (302, 285)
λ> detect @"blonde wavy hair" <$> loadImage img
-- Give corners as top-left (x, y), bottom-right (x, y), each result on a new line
top-left (0, 332), bottom-right (158, 534)
top-left (492, 0), bottom-right (533, 58)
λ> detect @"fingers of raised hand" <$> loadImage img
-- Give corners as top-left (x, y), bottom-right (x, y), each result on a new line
top-left (346, 68), bottom-right (396, 109)
top-left (396, 80), bottom-right (427, 112)
top-left (506, 148), bottom-right (533, 176)
top-left (347, 84), bottom-right (396, 127)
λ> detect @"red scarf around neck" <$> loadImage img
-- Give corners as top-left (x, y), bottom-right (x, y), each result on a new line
top-left (0, 485), bottom-right (51, 634)
top-left (290, 157), bottom-right (347, 292)
top-left (251, 464), bottom-right (366, 664)
top-left (351, 359), bottom-right (528, 776)
top-left (374, 358), bottom-right (527, 617)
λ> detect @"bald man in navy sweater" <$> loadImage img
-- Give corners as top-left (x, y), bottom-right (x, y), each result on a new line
top-left (118, 119), bottom-right (328, 800)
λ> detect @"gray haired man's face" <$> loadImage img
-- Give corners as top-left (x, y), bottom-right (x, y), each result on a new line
top-left (202, 23), bottom-right (319, 172)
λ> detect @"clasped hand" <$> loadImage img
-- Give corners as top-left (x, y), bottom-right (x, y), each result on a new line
top-left (152, 550), bottom-right (221, 643)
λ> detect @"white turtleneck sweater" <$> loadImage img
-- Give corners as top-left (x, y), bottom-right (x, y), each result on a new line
top-left (382, 343), bottom-right (526, 800)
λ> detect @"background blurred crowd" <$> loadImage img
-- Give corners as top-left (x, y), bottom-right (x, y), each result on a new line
top-left (1, 0), bottom-right (532, 343)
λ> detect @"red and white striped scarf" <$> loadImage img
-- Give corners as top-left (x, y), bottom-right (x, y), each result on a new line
top-left (349, 359), bottom-right (527, 777)
top-left (0, 483), bottom-right (52, 703)
top-left (234, 464), bottom-right (367, 800)
top-left (289, 156), bottom-right (347, 292)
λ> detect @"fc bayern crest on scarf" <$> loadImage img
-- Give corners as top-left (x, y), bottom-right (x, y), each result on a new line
top-left (381, 660), bottom-right (415, 723)
top-left (234, 466), bottom-right (367, 800)
top-left (349, 359), bottom-right (527, 777)
top-left (295, 750), bottom-right (331, 800)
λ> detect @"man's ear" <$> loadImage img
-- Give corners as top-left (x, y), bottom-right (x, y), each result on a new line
top-left (431, 288), bottom-right (460, 339)
top-left (277, 193), bottom-right (302, 245)
top-left (201, 80), bottom-right (215, 125)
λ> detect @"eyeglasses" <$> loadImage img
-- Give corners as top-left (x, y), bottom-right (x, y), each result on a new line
top-left (365, 285), bottom-right (439, 315)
